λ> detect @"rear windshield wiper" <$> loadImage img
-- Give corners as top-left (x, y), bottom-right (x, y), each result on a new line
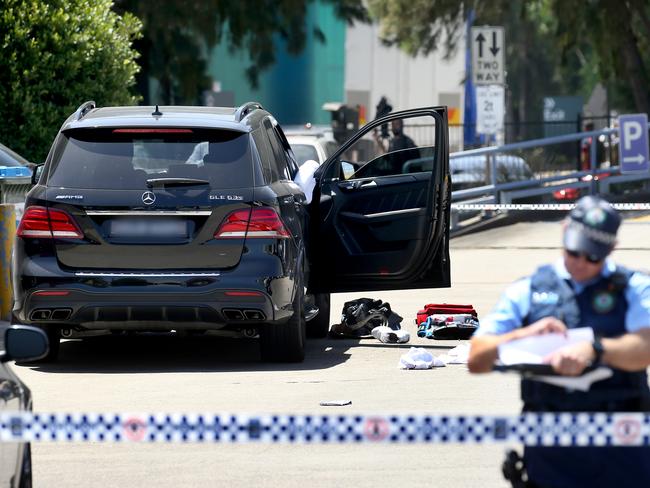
top-left (146, 177), bottom-right (210, 188)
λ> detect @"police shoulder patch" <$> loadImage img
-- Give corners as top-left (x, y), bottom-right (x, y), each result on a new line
top-left (532, 291), bottom-right (559, 305)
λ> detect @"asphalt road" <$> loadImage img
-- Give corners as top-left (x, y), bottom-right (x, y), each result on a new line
top-left (14, 213), bottom-right (650, 487)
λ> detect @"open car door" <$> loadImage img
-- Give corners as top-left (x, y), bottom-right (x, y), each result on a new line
top-left (309, 107), bottom-right (450, 293)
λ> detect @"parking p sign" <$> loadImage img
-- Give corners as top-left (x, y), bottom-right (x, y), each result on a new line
top-left (619, 114), bottom-right (649, 173)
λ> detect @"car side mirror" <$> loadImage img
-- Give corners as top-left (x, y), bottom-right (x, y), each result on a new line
top-left (31, 164), bottom-right (44, 185)
top-left (341, 161), bottom-right (355, 180)
top-left (3, 325), bottom-right (49, 362)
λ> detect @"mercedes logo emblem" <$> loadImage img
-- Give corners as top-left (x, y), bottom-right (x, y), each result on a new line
top-left (142, 191), bottom-right (156, 205)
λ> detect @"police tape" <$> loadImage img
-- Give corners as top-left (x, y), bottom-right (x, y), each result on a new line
top-left (451, 203), bottom-right (650, 212)
top-left (2, 412), bottom-right (650, 446)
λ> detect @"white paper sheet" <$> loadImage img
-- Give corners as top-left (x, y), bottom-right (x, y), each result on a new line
top-left (497, 327), bottom-right (612, 391)
top-left (530, 367), bottom-right (613, 392)
top-left (498, 327), bottom-right (595, 365)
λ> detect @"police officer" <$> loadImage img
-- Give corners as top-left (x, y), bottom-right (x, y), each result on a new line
top-left (468, 195), bottom-right (650, 488)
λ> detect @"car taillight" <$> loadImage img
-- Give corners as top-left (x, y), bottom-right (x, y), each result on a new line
top-left (214, 208), bottom-right (290, 239)
top-left (17, 206), bottom-right (84, 239)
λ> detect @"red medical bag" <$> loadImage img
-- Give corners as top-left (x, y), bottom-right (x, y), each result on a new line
top-left (416, 303), bottom-right (478, 325)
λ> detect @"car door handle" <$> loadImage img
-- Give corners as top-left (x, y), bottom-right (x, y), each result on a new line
top-left (359, 180), bottom-right (377, 188)
top-left (338, 180), bottom-right (377, 192)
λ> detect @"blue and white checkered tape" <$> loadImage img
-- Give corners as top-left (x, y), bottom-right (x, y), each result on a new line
top-left (451, 203), bottom-right (650, 212)
top-left (2, 412), bottom-right (650, 446)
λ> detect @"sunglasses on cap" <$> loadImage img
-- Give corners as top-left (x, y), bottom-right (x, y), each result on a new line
top-left (565, 249), bottom-right (603, 264)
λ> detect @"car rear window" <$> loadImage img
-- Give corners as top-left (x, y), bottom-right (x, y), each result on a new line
top-left (48, 128), bottom-right (254, 190)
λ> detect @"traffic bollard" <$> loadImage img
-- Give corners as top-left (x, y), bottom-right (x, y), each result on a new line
top-left (0, 204), bottom-right (16, 321)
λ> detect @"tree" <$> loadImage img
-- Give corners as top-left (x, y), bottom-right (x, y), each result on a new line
top-left (113, 0), bottom-right (368, 105)
top-left (365, 0), bottom-right (559, 128)
top-left (366, 0), bottom-right (650, 116)
top-left (0, 0), bottom-right (142, 162)
top-left (551, 0), bottom-right (650, 114)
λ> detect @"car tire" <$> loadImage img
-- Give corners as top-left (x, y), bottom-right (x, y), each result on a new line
top-left (18, 443), bottom-right (32, 488)
top-left (260, 277), bottom-right (306, 363)
top-left (307, 293), bottom-right (331, 339)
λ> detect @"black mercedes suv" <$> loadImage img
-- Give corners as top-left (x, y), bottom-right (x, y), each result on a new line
top-left (13, 102), bottom-right (451, 362)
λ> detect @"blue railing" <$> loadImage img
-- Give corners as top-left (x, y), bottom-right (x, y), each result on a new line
top-left (448, 127), bottom-right (650, 229)
top-left (449, 127), bottom-right (648, 202)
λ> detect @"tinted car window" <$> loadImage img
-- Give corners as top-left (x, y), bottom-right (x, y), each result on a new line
top-left (274, 127), bottom-right (299, 179)
top-left (332, 115), bottom-right (437, 180)
top-left (264, 122), bottom-right (291, 181)
top-left (324, 141), bottom-right (339, 158)
top-left (292, 144), bottom-right (319, 166)
top-left (251, 128), bottom-right (274, 183)
top-left (48, 128), bottom-right (253, 189)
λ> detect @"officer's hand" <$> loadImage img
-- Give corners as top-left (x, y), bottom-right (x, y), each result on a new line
top-left (516, 317), bottom-right (567, 339)
top-left (544, 341), bottom-right (595, 376)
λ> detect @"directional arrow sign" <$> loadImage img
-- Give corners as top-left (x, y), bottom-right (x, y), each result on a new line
top-left (619, 114), bottom-right (649, 173)
top-left (471, 26), bottom-right (505, 85)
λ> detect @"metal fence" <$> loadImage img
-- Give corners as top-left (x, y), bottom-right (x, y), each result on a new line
top-left (404, 116), bottom-right (623, 180)
top-left (449, 126), bottom-right (650, 213)
top-left (0, 176), bottom-right (32, 224)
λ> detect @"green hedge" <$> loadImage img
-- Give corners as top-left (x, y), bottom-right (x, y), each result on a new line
top-left (0, 0), bottom-right (142, 162)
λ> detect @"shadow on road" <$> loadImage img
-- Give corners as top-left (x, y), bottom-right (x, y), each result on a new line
top-left (24, 333), bottom-right (357, 374)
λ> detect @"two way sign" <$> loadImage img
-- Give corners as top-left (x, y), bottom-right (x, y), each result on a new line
top-left (471, 26), bottom-right (505, 85)
top-left (619, 114), bottom-right (649, 173)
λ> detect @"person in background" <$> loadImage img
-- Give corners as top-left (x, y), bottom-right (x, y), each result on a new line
top-left (376, 119), bottom-right (417, 154)
top-left (468, 195), bottom-right (650, 488)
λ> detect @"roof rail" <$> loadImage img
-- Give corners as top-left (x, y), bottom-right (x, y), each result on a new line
top-left (74, 100), bottom-right (96, 120)
top-left (235, 102), bottom-right (263, 122)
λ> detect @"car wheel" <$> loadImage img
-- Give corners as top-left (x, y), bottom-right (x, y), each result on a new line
top-left (260, 277), bottom-right (306, 363)
top-left (307, 293), bottom-right (331, 339)
top-left (19, 443), bottom-right (32, 488)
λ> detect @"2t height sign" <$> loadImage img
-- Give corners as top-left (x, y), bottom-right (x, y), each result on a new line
top-left (477, 85), bottom-right (505, 135)
top-left (471, 26), bottom-right (505, 85)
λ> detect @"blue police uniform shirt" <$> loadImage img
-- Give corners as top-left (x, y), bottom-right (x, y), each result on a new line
top-left (475, 258), bottom-right (650, 336)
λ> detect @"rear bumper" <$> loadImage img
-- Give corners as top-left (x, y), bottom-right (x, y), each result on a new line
top-left (13, 258), bottom-right (296, 330)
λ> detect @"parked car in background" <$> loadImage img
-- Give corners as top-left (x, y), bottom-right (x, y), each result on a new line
top-left (552, 172), bottom-right (612, 202)
top-left (285, 124), bottom-right (339, 165)
top-left (0, 143), bottom-right (34, 169)
top-left (0, 143), bottom-right (34, 227)
top-left (14, 102), bottom-right (451, 363)
top-left (449, 154), bottom-right (534, 191)
top-left (0, 324), bottom-right (49, 488)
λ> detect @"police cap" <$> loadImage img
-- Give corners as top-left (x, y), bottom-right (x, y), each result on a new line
top-left (563, 195), bottom-right (621, 261)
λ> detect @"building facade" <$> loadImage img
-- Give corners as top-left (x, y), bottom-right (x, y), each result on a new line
top-left (204, 2), bottom-right (465, 145)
